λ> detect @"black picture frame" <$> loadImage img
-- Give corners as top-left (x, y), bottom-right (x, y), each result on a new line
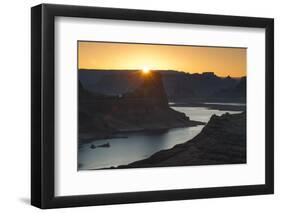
top-left (31, 3), bottom-right (274, 209)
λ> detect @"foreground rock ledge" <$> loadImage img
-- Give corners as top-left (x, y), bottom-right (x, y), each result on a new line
top-left (116, 112), bottom-right (246, 169)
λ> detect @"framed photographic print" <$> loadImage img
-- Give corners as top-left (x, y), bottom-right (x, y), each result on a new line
top-left (31, 4), bottom-right (274, 209)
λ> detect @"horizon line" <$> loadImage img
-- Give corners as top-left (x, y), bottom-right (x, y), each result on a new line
top-left (78, 68), bottom-right (246, 78)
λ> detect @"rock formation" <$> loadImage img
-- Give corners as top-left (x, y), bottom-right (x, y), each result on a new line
top-left (118, 112), bottom-right (246, 168)
top-left (79, 69), bottom-right (245, 104)
top-left (79, 71), bottom-right (204, 142)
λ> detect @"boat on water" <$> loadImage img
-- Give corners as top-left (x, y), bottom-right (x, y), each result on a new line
top-left (98, 142), bottom-right (110, 148)
top-left (90, 142), bottom-right (110, 149)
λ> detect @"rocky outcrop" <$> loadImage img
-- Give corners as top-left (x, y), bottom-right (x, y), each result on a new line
top-left (118, 112), bottom-right (246, 168)
top-left (79, 71), bottom-right (204, 142)
top-left (124, 71), bottom-right (169, 106)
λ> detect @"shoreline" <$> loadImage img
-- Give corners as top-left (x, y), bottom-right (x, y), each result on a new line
top-left (116, 112), bottom-right (246, 169)
top-left (89, 111), bottom-right (246, 170)
top-left (169, 102), bottom-right (246, 111)
top-left (79, 102), bottom-right (244, 144)
top-left (79, 119), bottom-right (205, 144)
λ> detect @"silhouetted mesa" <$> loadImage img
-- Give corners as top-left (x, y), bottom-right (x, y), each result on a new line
top-left (214, 76), bottom-right (246, 102)
top-left (79, 71), bottom-right (204, 142)
top-left (79, 69), bottom-right (246, 104)
top-left (160, 71), bottom-right (245, 103)
top-left (118, 112), bottom-right (246, 168)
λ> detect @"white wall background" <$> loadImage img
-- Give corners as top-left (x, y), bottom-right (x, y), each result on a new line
top-left (0, 0), bottom-right (279, 212)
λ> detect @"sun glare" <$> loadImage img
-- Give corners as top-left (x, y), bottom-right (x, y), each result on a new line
top-left (142, 66), bottom-right (150, 74)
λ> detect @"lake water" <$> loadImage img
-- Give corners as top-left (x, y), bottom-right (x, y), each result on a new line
top-left (204, 102), bottom-right (246, 106)
top-left (78, 106), bottom-right (242, 170)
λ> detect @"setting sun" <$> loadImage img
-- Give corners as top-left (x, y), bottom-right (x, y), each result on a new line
top-left (142, 66), bottom-right (150, 74)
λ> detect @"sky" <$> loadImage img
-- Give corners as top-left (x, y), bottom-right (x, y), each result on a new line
top-left (78, 41), bottom-right (246, 77)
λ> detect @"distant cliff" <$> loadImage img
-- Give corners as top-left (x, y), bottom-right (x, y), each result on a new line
top-left (79, 69), bottom-right (143, 96)
top-left (160, 71), bottom-right (242, 103)
top-left (214, 76), bottom-right (246, 102)
top-left (79, 71), bottom-right (204, 142)
top-left (79, 69), bottom-right (245, 103)
top-left (118, 112), bottom-right (246, 168)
